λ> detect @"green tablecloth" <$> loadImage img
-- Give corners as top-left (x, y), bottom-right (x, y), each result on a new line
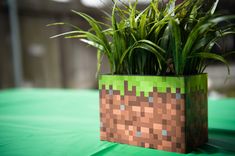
top-left (0, 89), bottom-right (235, 156)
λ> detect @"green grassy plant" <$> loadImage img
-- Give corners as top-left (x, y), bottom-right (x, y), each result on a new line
top-left (48, 0), bottom-right (235, 76)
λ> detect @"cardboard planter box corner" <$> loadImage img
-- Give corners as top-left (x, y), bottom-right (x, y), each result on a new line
top-left (99, 74), bottom-right (208, 153)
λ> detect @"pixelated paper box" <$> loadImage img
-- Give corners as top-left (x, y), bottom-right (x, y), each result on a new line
top-left (99, 74), bottom-right (208, 153)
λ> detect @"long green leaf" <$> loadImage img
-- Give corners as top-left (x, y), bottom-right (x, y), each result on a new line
top-left (169, 18), bottom-right (181, 74)
top-left (188, 52), bottom-right (230, 74)
top-left (72, 10), bottom-right (111, 53)
top-left (47, 22), bottom-right (81, 30)
top-left (210, 0), bottom-right (219, 15)
top-left (50, 31), bottom-right (81, 38)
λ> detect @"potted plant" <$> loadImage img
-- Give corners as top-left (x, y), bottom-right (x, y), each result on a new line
top-left (48, 0), bottom-right (235, 153)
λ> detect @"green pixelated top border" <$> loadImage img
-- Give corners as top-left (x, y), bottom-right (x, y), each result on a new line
top-left (99, 74), bottom-right (207, 96)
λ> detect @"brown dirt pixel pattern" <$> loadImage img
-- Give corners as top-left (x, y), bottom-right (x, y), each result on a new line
top-left (100, 81), bottom-right (207, 153)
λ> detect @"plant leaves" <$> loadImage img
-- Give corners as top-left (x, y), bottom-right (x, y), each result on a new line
top-left (188, 52), bottom-right (230, 74)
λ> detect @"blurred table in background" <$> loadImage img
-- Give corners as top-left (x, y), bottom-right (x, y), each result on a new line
top-left (0, 89), bottom-right (235, 156)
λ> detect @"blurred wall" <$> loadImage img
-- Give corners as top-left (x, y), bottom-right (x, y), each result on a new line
top-left (0, 12), bottom-right (14, 88)
top-left (0, 0), bottom-right (110, 89)
top-left (21, 16), bottom-right (61, 88)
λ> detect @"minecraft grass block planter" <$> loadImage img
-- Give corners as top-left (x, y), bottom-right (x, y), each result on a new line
top-left (99, 74), bottom-right (208, 153)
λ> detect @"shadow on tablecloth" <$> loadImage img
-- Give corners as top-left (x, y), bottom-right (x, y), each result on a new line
top-left (192, 128), bottom-right (235, 155)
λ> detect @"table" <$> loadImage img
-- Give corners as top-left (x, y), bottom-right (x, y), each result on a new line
top-left (0, 89), bottom-right (235, 156)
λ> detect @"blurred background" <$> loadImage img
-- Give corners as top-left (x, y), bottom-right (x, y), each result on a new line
top-left (0, 0), bottom-right (235, 97)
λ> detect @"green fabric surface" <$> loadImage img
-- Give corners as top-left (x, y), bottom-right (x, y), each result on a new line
top-left (0, 89), bottom-right (235, 156)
